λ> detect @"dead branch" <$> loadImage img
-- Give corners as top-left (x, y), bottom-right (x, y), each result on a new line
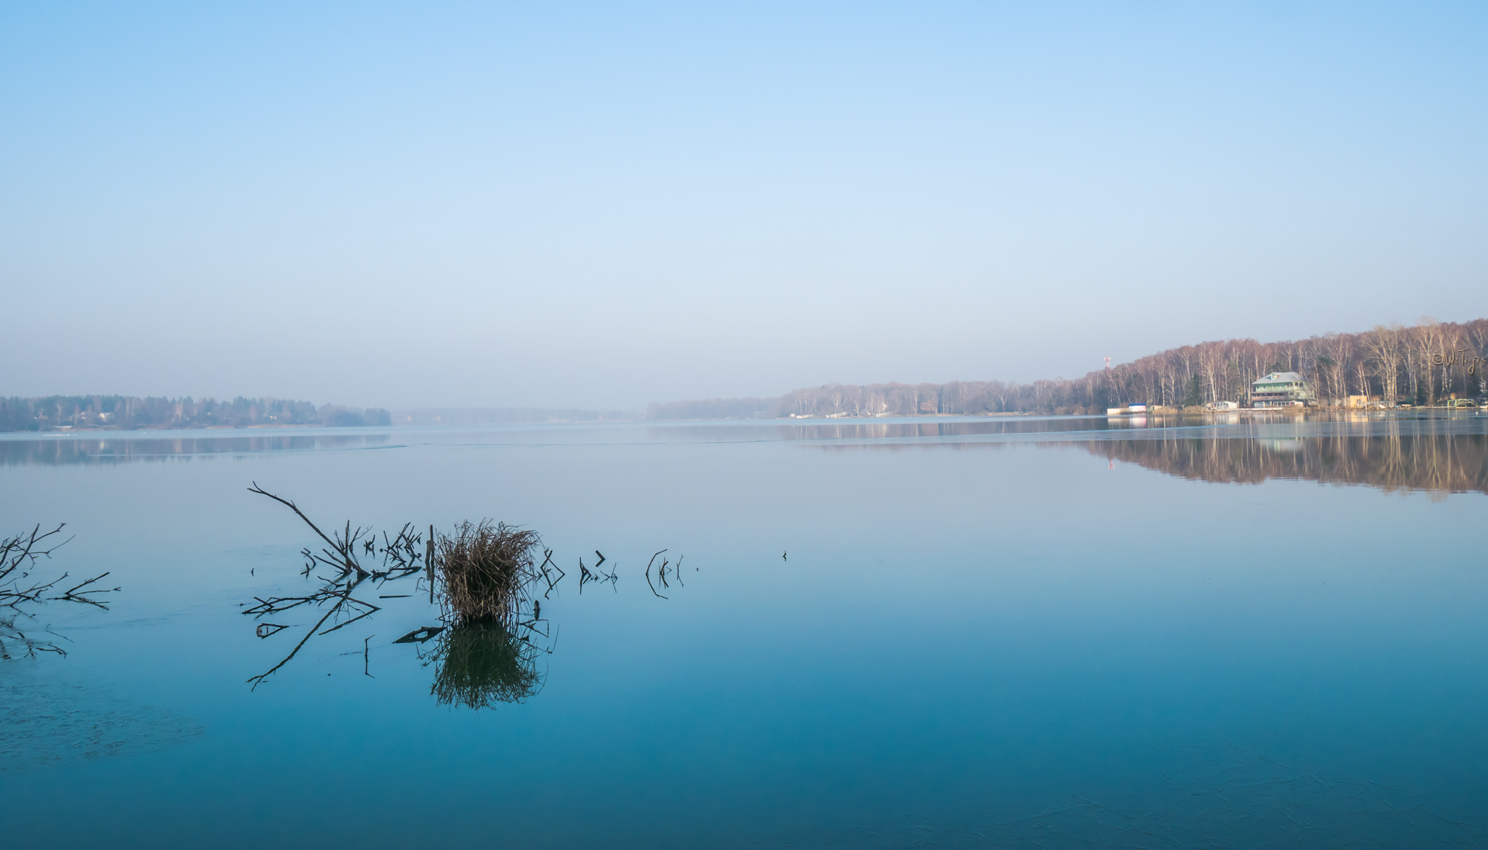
top-left (248, 482), bottom-right (367, 577)
top-left (644, 549), bottom-right (669, 599)
top-left (58, 572), bottom-right (118, 604)
top-left (0, 523), bottom-right (75, 607)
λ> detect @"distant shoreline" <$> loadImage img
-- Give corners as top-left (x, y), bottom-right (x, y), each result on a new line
top-left (10, 406), bottom-right (1463, 438)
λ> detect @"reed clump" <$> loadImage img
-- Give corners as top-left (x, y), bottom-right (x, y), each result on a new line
top-left (436, 520), bottom-right (541, 627)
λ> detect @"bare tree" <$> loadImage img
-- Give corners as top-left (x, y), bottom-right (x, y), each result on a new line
top-left (1412, 319), bottom-right (1442, 406)
top-left (1361, 324), bottom-right (1405, 405)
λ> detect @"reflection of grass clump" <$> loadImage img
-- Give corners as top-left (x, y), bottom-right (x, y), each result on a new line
top-left (431, 621), bottom-right (543, 709)
top-left (437, 520), bottom-right (540, 627)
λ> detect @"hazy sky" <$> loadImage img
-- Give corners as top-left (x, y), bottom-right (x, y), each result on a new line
top-left (3, 2), bottom-right (1485, 409)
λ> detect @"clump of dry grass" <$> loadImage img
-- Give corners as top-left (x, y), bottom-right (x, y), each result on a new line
top-left (436, 520), bottom-right (541, 627)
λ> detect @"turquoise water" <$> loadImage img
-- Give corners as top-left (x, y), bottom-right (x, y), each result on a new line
top-left (3, 413), bottom-right (1487, 848)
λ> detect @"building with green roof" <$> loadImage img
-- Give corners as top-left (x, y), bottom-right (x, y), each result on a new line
top-left (1251, 372), bottom-right (1313, 408)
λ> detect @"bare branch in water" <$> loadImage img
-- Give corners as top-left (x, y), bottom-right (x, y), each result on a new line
top-left (55, 572), bottom-right (119, 607)
top-left (248, 482), bottom-right (367, 578)
top-left (644, 549), bottom-right (669, 599)
top-left (0, 523), bottom-right (78, 608)
top-left (537, 549), bottom-right (565, 599)
top-left (1, 523), bottom-right (113, 658)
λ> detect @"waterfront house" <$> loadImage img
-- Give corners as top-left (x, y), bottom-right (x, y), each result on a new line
top-left (1251, 372), bottom-right (1313, 408)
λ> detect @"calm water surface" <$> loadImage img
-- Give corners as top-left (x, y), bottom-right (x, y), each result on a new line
top-left (3, 412), bottom-right (1488, 848)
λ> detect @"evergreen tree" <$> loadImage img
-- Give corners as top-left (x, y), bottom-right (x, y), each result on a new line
top-left (1184, 374), bottom-right (1204, 407)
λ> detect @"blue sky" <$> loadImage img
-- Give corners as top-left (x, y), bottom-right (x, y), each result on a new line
top-left (2, 2), bottom-right (1484, 409)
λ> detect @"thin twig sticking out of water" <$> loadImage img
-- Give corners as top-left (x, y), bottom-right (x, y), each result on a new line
top-left (537, 549), bottom-right (565, 599)
top-left (644, 549), bottom-right (669, 599)
top-left (577, 556), bottom-right (621, 594)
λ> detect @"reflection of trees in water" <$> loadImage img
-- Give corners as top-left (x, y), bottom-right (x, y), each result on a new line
top-left (0, 433), bottom-right (393, 466)
top-left (427, 621), bottom-right (545, 710)
top-left (1086, 427), bottom-right (1488, 496)
top-left (646, 418), bottom-right (1121, 444)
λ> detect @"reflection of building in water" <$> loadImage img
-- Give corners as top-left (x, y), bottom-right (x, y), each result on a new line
top-left (1251, 372), bottom-right (1314, 408)
top-left (1083, 423), bottom-right (1488, 496)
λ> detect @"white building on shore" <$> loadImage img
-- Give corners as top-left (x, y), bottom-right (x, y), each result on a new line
top-left (1251, 372), bottom-right (1313, 407)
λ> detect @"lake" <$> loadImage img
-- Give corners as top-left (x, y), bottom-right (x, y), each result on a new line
top-left (3, 411), bottom-right (1487, 849)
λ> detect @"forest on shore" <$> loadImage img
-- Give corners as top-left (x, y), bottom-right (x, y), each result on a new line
top-left (10, 318), bottom-right (1485, 430)
top-left (647, 317), bottom-right (1488, 419)
top-left (0, 396), bottom-right (392, 432)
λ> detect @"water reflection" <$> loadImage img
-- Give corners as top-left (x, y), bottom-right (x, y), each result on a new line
top-left (648, 410), bottom-right (1488, 446)
top-left (645, 417), bottom-right (1117, 443)
top-left (0, 524), bottom-right (114, 659)
top-left (427, 621), bottom-right (546, 710)
top-left (243, 514), bottom-right (429, 688)
top-left (1084, 427), bottom-right (1488, 496)
top-left (6, 411), bottom-right (1483, 465)
top-left (795, 412), bottom-right (1488, 496)
top-left (0, 432), bottom-right (395, 465)
top-left (817, 432), bottom-right (1488, 496)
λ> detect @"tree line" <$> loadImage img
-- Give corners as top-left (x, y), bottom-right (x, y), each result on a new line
top-left (0, 395), bottom-right (392, 432)
top-left (647, 317), bottom-right (1488, 419)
